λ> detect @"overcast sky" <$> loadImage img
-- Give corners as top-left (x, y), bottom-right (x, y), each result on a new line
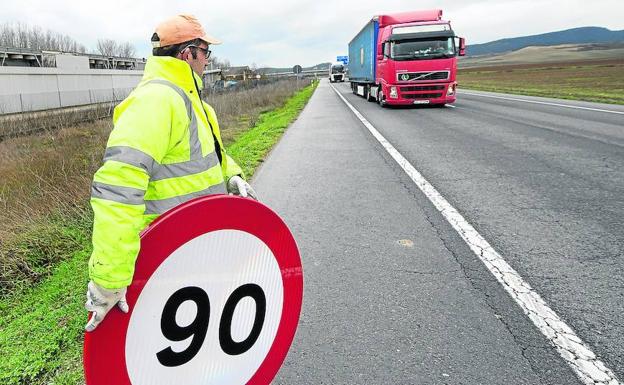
top-left (2, 0), bottom-right (622, 67)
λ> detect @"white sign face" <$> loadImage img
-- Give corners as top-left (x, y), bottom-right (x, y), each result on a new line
top-left (125, 230), bottom-right (284, 385)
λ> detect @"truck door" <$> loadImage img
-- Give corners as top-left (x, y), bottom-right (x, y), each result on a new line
top-left (376, 41), bottom-right (389, 85)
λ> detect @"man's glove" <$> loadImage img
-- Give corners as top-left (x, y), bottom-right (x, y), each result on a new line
top-left (85, 281), bottom-right (129, 332)
top-left (227, 175), bottom-right (258, 200)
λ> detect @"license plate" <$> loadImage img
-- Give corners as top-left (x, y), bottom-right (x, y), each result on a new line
top-left (413, 100), bottom-right (430, 104)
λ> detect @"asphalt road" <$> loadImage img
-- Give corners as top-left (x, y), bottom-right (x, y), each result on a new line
top-left (253, 80), bottom-right (623, 384)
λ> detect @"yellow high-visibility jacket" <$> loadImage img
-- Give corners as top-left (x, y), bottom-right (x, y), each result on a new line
top-left (89, 56), bottom-right (242, 289)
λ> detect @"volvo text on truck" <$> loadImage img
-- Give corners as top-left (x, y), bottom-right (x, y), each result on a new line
top-left (329, 62), bottom-right (347, 83)
top-left (348, 9), bottom-right (466, 107)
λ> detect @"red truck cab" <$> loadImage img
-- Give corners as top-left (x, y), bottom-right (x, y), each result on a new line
top-left (349, 10), bottom-right (466, 107)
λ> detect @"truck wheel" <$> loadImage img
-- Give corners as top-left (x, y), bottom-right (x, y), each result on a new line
top-left (378, 88), bottom-right (387, 108)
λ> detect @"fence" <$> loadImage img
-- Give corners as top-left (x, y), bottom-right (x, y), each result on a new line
top-left (0, 67), bottom-right (143, 114)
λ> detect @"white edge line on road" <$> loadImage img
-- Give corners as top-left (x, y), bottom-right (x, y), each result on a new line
top-left (460, 91), bottom-right (624, 115)
top-left (330, 84), bottom-right (621, 385)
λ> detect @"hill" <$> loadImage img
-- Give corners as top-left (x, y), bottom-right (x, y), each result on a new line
top-left (467, 27), bottom-right (624, 56)
top-left (258, 62), bottom-right (331, 74)
top-left (459, 42), bottom-right (624, 68)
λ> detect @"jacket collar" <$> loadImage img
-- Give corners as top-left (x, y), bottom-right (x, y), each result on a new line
top-left (141, 56), bottom-right (204, 91)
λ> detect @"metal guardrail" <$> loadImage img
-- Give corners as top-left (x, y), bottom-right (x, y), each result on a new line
top-left (0, 101), bottom-right (117, 142)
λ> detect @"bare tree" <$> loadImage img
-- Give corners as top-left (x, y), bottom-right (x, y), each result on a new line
top-left (118, 42), bottom-right (136, 58)
top-left (0, 22), bottom-right (86, 52)
top-left (96, 39), bottom-right (118, 57)
top-left (211, 56), bottom-right (231, 70)
top-left (0, 22), bottom-right (133, 56)
top-left (0, 24), bottom-right (14, 47)
top-left (43, 30), bottom-right (56, 50)
top-left (16, 23), bottom-right (28, 48)
top-left (30, 25), bottom-right (42, 51)
top-left (95, 39), bottom-right (135, 57)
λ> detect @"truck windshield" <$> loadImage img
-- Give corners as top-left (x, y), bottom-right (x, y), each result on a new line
top-left (331, 64), bottom-right (345, 73)
top-left (390, 37), bottom-right (455, 60)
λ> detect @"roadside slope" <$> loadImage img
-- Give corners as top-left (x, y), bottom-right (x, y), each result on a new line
top-left (0, 80), bottom-right (318, 385)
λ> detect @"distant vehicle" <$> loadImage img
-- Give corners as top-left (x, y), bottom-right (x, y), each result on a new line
top-left (348, 9), bottom-right (466, 107)
top-left (329, 62), bottom-right (346, 83)
top-left (224, 80), bottom-right (239, 90)
top-left (210, 79), bottom-right (240, 93)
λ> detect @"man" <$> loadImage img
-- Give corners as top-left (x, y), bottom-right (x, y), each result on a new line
top-left (85, 14), bottom-right (257, 332)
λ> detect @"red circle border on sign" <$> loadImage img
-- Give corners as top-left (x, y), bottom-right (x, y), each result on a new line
top-left (83, 195), bottom-right (303, 385)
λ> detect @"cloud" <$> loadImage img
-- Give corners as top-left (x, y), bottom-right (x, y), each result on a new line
top-left (1, 0), bottom-right (622, 67)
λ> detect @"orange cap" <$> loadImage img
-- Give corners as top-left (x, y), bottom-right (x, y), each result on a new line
top-left (152, 14), bottom-right (221, 48)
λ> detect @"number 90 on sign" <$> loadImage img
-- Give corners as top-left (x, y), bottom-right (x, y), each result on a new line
top-left (124, 230), bottom-right (284, 385)
top-left (157, 283), bottom-right (266, 367)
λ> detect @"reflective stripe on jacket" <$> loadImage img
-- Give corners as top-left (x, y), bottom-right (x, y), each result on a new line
top-left (89, 56), bottom-right (242, 289)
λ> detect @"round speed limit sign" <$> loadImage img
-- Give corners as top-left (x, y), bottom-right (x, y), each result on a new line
top-left (84, 195), bottom-right (303, 385)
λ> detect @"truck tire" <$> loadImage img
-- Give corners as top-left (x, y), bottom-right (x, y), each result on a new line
top-left (377, 88), bottom-right (387, 108)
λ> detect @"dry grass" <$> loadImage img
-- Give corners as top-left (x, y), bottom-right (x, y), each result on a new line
top-left (205, 79), bottom-right (309, 145)
top-left (0, 120), bottom-right (111, 294)
top-left (0, 78), bottom-right (307, 296)
top-left (458, 59), bottom-right (624, 104)
top-left (0, 121), bottom-right (110, 233)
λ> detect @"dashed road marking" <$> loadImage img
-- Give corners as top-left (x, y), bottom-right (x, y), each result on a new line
top-left (330, 84), bottom-right (621, 385)
top-left (460, 91), bottom-right (624, 115)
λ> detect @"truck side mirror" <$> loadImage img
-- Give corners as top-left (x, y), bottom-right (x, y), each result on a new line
top-left (459, 37), bottom-right (466, 56)
top-left (377, 54), bottom-right (384, 61)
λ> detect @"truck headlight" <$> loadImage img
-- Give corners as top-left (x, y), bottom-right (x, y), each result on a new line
top-left (390, 86), bottom-right (398, 99)
top-left (447, 84), bottom-right (456, 96)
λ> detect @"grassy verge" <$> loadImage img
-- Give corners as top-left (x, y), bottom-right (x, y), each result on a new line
top-left (0, 121), bottom-right (108, 297)
top-left (458, 60), bottom-right (624, 105)
top-left (0, 79), bottom-right (318, 385)
top-left (227, 81), bottom-right (318, 178)
top-left (205, 79), bottom-right (310, 145)
top-left (0, 79), bottom-right (308, 296)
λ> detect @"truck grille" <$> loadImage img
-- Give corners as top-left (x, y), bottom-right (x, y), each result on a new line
top-left (403, 93), bottom-right (443, 99)
top-left (400, 85), bottom-right (445, 92)
top-left (396, 71), bottom-right (449, 82)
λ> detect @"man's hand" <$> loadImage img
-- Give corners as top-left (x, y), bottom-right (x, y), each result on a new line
top-left (227, 175), bottom-right (258, 200)
top-left (85, 281), bottom-right (129, 332)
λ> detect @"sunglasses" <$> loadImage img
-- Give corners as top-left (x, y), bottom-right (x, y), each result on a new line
top-left (184, 45), bottom-right (211, 59)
